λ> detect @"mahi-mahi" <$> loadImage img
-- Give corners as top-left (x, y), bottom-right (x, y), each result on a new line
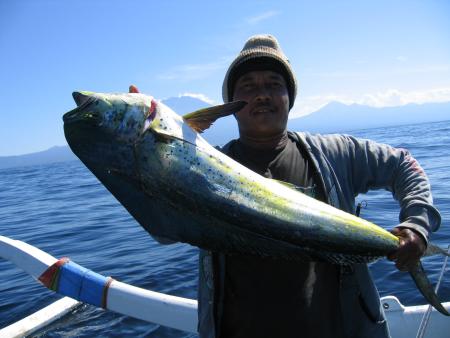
top-left (63, 90), bottom-right (449, 315)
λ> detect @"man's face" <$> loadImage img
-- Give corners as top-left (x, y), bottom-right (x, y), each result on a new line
top-left (232, 70), bottom-right (290, 138)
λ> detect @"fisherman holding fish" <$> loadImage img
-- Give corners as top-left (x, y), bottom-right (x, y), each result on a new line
top-left (63, 33), bottom-right (444, 338)
top-left (196, 35), bottom-right (441, 338)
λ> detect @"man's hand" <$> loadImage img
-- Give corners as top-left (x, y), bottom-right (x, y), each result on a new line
top-left (387, 227), bottom-right (426, 271)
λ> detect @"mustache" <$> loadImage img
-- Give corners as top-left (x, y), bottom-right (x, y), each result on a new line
top-left (251, 102), bottom-right (274, 110)
top-left (250, 103), bottom-right (274, 113)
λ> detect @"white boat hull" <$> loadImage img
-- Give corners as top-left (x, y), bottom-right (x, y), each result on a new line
top-left (1, 235), bottom-right (448, 337)
top-left (381, 295), bottom-right (450, 338)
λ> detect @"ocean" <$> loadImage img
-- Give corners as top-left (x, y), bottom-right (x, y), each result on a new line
top-left (1, 120), bottom-right (450, 337)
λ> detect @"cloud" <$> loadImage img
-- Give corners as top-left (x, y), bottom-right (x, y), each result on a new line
top-left (358, 87), bottom-right (450, 107)
top-left (396, 56), bottom-right (407, 62)
top-left (157, 57), bottom-right (231, 82)
top-left (397, 65), bottom-right (450, 74)
top-left (178, 92), bottom-right (215, 105)
top-left (246, 10), bottom-right (280, 25)
top-left (309, 64), bottom-right (450, 79)
top-left (290, 87), bottom-right (450, 118)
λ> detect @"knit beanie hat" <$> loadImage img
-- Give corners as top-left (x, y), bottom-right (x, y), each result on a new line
top-left (222, 34), bottom-right (297, 109)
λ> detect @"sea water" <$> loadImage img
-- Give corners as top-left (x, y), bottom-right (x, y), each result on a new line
top-left (1, 120), bottom-right (449, 337)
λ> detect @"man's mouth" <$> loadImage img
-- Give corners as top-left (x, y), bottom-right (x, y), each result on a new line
top-left (251, 106), bottom-right (274, 115)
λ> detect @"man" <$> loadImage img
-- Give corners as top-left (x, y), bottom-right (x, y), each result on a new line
top-left (197, 34), bottom-right (441, 338)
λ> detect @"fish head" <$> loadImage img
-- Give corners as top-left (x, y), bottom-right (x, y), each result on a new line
top-left (65, 90), bottom-right (190, 143)
top-left (63, 91), bottom-right (161, 180)
top-left (64, 91), bottom-right (157, 142)
top-left (62, 91), bottom-right (204, 240)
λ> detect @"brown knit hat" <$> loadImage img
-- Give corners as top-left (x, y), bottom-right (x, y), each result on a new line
top-left (222, 34), bottom-right (297, 109)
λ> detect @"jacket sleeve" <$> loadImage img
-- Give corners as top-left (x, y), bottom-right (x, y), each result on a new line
top-left (343, 135), bottom-right (441, 243)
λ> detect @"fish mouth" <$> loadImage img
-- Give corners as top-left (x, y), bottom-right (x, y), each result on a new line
top-left (73, 91), bottom-right (91, 106)
top-left (63, 92), bottom-right (100, 124)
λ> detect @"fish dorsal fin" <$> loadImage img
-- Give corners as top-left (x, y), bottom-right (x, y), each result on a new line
top-left (183, 100), bottom-right (247, 133)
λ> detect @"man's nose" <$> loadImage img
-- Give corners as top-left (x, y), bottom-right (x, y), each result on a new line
top-left (254, 86), bottom-right (271, 102)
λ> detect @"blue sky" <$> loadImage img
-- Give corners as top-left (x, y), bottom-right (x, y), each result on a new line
top-left (1, 0), bottom-right (449, 156)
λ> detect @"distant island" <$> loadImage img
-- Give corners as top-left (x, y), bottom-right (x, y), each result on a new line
top-left (287, 101), bottom-right (450, 134)
top-left (1, 98), bottom-right (449, 169)
top-left (0, 146), bottom-right (76, 169)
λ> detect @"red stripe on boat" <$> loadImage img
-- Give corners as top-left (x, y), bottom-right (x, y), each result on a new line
top-left (38, 257), bottom-right (70, 289)
top-left (102, 277), bottom-right (114, 309)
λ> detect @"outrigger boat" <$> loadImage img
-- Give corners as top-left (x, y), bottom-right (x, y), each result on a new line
top-left (0, 235), bottom-right (448, 338)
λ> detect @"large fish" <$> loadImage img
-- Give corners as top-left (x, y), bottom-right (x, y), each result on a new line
top-left (63, 90), bottom-right (449, 315)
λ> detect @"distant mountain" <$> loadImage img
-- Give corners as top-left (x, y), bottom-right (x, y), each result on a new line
top-left (2, 98), bottom-right (449, 169)
top-left (0, 146), bottom-right (76, 169)
top-left (166, 98), bottom-right (450, 145)
top-left (288, 101), bottom-right (450, 134)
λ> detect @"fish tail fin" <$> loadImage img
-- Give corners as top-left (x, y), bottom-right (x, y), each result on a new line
top-left (409, 261), bottom-right (450, 316)
top-left (424, 243), bottom-right (450, 257)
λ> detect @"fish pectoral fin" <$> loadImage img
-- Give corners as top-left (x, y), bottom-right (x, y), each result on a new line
top-left (148, 127), bottom-right (196, 146)
top-left (149, 128), bottom-right (178, 143)
top-left (424, 243), bottom-right (450, 257)
top-left (409, 261), bottom-right (450, 316)
top-left (182, 100), bottom-right (247, 133)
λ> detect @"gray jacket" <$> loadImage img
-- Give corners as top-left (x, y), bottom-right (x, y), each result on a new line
top-left (197, 132), bottom-right (441, 338)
